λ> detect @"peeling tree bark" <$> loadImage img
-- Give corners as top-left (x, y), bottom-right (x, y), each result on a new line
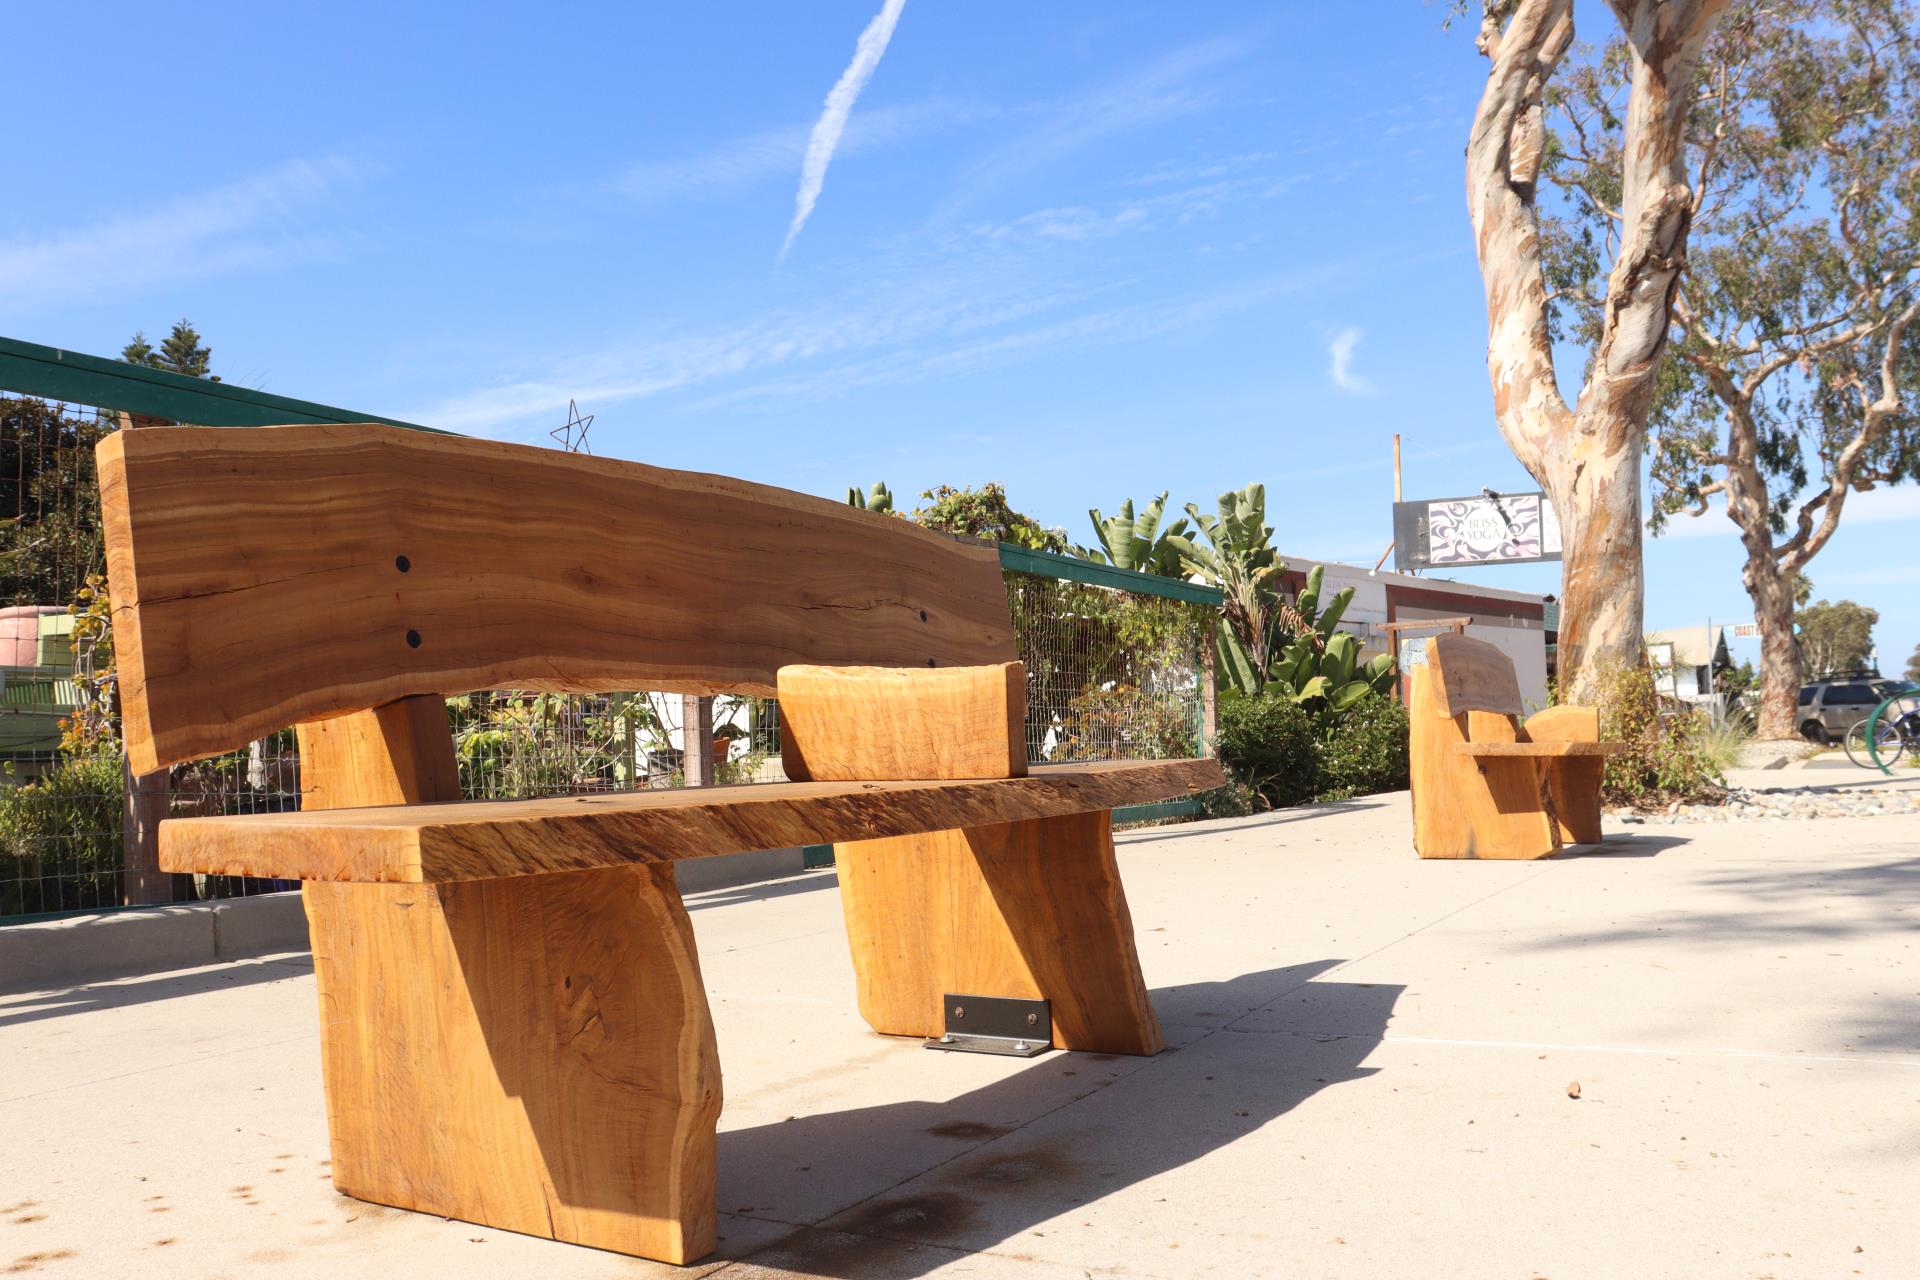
top-left (1467, 0), bottom-right (1728, 700)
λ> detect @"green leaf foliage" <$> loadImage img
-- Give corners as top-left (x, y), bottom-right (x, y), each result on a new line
top-left (912, 483), bottom-right (1065, 551)
top-left (1215, 690), bottom-right (1410, 809)
top-left (1165, 485), bottom-right (1285, 694)
top-left (846, 481), bottom-right (895, 514)
top-left (1083, 492), bottom-right (1191, 576)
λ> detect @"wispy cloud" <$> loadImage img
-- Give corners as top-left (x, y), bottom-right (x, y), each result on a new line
top-left (965, 177), bottom-right (1255, 245)
top-left (1328, 326), bottom-right (1376, 395)
top-left (932, 34), bottom-right (1256, 222)
top-left (781, 0), bottom-right (909, 259)
top-left (0, 156), bottom-right (366, 309)
top-left (1655, 486), bottom-right (1920, 540)
top-left (414, 244), bottom-right (1369, 436)
top-left (616, 99), bottom-right (959, 208)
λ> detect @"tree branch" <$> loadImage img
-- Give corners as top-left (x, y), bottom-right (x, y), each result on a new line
top-left (1582, 0), bottom-right (1732, 443)
top-left (1467, 0), bottom-right (1578, 475)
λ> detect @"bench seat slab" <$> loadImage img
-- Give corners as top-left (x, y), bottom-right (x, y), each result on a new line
top-left (159, 757), bottom-right (1224, 883)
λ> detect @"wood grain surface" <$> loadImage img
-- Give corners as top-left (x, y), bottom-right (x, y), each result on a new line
top-left (1523, 704), bottom-right (1608, 845)
top-left (782, 664), bottom-right (1170, 1055)
top-left (778, 662), bottom-right (1028, 781)
top-left (299, 697), bottom-right (722, 1263)
top-left (1452, 741), bottom-right (1624, 757)
top-left (99, 423), bottom-right (1017, 772)
top-left (160, 757), bottom-right (1224, 883)
top-left (1409, 663), bottom-right (1559, 860)
top-left (836, 812), bottom-right (1165, 1055)
top-left (1426, 633), bottom-right (1527, 718)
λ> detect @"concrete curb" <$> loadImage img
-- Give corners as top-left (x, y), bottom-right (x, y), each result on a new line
top-left (0, 845), bottom-right (809, 993)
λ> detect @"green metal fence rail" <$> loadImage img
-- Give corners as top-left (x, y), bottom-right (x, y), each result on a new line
top-left (995, 543), bottom-right (1223, 607)
top-left (0, 336), bottom-right (446, 433)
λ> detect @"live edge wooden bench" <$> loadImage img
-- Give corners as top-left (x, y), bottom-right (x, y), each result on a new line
top-left (99, 423), bottom-right (1221, 1265)
top-left (1409, 633), bottom-right (1625, 861)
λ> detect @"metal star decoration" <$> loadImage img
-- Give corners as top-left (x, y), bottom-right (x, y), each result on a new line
top-left (551, 399), bottom-right (594, 454)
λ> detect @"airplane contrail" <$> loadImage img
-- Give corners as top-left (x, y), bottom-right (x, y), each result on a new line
top-left (780, 0), bottom-right (908, 259)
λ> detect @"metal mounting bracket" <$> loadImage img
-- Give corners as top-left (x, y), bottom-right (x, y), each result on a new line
top-left (923, 994), bottom-right (1052, 1058)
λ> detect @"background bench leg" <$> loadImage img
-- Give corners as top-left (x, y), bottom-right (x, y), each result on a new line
top-left (835, 810), bottom-right (1164, 1056)
top-left (1547, 759), bottom-right (1605, 844)
top-left (305, 865), bottom-right (721, 1263)
top-left (1524, 707), bottom-right (1606, 845)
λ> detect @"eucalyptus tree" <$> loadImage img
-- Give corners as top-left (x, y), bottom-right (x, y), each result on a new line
top-left (1466, 0), bottom-right (1729, 701)
top-left (1795, 598), bottom-right (1880, 680)
top-left (1542, 0), bottom-right (1919, 735)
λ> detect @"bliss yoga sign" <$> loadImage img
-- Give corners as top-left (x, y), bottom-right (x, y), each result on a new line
top-left (1393, 490), bottom-right (1562, 570)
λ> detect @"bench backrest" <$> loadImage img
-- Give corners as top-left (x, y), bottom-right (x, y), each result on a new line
top-left (100, 424), bottom-right (1018, 772)
top-left (1422, 633), bottom-right (1523, 720)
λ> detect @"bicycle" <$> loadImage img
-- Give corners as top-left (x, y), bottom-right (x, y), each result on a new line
top-left (1843, 695), bottom-right (1920, 768)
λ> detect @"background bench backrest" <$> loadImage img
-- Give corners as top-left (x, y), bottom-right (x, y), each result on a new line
top-left (1424, 633), bottom-right (1524, 721)
top-left (100, 424), bottom-right (1018, 772)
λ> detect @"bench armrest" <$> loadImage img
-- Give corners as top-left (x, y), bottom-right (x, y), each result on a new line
top-left (1522, 705), bottom-right (1600, 743)
top-left (1454, 741), bottom-right (1626, 759)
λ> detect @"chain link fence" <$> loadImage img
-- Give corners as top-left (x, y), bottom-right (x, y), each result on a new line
top-left (0, 392), bottom-right (1216, 922)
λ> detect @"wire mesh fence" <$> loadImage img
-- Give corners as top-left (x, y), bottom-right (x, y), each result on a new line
top-left (0, 391), bottom-right (1217, 922)
top-left (1009, 573), bottom-right (1211, 765)
top-left (0, 398), bottom-right (114, 609)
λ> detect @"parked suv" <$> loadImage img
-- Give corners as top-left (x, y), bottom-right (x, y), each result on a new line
top-left (1798, 677), bottom-right (1914, 743)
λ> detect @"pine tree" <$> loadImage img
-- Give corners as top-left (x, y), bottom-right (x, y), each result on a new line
top-left (155, 319), bottom-right (216, 380)
top-left (120, 319), bottom-right (219, 381)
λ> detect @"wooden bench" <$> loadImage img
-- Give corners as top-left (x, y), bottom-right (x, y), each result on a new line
top-left (99, 423), bottom-right (1222, 1265)
top-left (1408, 633), bottom-right (1623, 860)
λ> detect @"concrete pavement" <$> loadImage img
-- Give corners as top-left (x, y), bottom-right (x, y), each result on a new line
top-left (1, 789), bottom-right (1915, 1278)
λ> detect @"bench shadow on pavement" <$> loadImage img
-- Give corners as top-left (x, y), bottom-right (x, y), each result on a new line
top-left (1118, 796), bottom-right (1393, 847)
top-left (0, 954), bottom-right (313, 1029)
top-left (1552, 833), bottom-right (1691, 859)
top-left (716, 961), bottom-right (1402, 1277)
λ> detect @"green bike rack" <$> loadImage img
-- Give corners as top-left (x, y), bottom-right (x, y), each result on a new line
top-left (1862, 690), bottom-right (1916, 776)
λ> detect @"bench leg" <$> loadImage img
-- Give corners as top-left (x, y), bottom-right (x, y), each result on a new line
top-left (1546, 758), bottom-right (1605, 844)
top-left (305, 864), bottom-right (722, 1264)
top-left (834, 810), bottom-right (1164, 1056)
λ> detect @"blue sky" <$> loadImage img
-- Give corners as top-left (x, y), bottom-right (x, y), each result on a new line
top-left (4, 1), bottom-right (1913, 671)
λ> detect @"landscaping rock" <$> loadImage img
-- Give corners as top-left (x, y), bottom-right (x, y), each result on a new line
top-left (1625, 784), bottom-right (1920, 824)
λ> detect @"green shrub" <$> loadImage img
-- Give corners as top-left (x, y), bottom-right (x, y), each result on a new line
top-left (1313, 693), bottom-right (1410, 801)
top-left (1215, 691), bottom-right (1410, 809)
top-left (1216, 693), bottom-right (1319, 808)
top-left (0, 752), bottom-right (126, 916)
top-left (1594, 662), bottom-right (1725, 806)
